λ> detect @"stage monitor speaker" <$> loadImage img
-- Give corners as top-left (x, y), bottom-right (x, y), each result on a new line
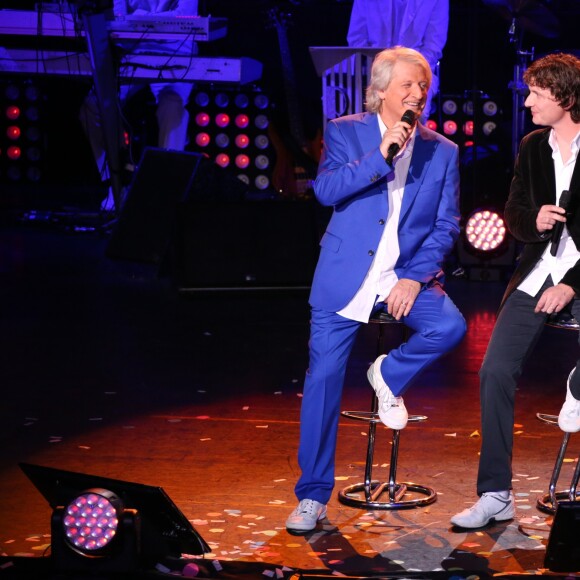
top-left (106, 148), bottom-right (203, 264)
top-left (544, 500), bottom-right (580, 572)
top-left (174, 200), bottom-right (320, 289)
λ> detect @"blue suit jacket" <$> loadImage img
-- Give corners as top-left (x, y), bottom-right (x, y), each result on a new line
top-left (310, 111), bottom-right (461, 313)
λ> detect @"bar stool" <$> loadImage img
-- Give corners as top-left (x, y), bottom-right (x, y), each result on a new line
top-left (338, 310), bottom-right (437, 510)
top-left (536, 311), bottom-right (580, 514)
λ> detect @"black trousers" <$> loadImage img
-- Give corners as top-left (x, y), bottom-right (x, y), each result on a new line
top-left (477, 276), bottom-right (580, 494)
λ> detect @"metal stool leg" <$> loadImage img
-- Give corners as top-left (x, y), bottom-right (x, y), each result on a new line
top-left (536, 413), bottom-right (580, 514)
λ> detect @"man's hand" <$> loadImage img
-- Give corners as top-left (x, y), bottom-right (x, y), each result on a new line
top-left (385, 278), bottom-right (421, 320)
top-left (536, 204), bottom-right (567, 234)
top-left (379, 119), bottom-right (413, 161)
top-left (534, 283), bottom-right (575, 314)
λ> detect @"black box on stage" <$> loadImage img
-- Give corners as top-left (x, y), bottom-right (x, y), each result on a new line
top-left (106, 148), bottom-right (203, 264)
top-left (173, 200), bottom-right (320, 289)
top-left (544, 500), bottom-right (580, 572)
top-left (106, 147), bottom-right (247, 264)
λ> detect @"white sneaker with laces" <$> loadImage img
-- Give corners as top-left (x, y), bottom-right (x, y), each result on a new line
top-left (558, 368), bottom-right (580, 433)
top-left (286, 499), bottom-right (327, 533)
top-left (450, 491), bottom-right (515, 528)
top-left (367, 354), bottom-right (408, 429)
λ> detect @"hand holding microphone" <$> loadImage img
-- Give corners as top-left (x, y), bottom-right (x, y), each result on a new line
top-left (383, 109), bottom-right (416, 166)
top-left (550, 190), bottom-right (571, 256)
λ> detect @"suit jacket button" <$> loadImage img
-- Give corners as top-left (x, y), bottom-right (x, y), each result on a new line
top-left (379, 219), bottom-right (385, 225)
top-left (368, 250), bottom-right (375, 256)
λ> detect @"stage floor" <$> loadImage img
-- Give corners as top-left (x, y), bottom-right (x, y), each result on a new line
top-left (1, 218), bottom-right (579, 579)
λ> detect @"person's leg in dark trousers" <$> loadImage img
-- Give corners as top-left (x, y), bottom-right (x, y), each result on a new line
top-left (477, 278), bottom-right (553, 495)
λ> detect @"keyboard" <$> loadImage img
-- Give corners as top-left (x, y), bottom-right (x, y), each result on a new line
top-left (0, 9), bottom-right (227, 42)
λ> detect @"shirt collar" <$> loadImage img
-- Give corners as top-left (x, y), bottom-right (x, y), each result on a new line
top-left (548, 127), bottom-right (580, 157)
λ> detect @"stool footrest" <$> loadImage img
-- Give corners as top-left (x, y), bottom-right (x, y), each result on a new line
top-left (339, 480), bottom-right (436, 510)
top-left (537, 490), bottom-right (580, 515)
top-left (341, 411), bottom-right (427, 423)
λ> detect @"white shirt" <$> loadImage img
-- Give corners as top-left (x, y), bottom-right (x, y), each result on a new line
top-left (337, 115), bottom-right (415, 322)
top-left (517, 128), bottom-right (580, 296)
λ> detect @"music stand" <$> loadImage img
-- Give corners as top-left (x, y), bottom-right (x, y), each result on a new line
top-left (309, 47), bottom-right (381, 131)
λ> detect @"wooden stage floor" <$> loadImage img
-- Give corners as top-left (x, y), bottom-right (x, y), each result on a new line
top-left (1, 219), bottom-right (579, 579)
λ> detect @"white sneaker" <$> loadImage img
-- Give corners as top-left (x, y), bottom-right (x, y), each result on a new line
top-left (367, 354), bottom-right (408, 429)
top-left (558, 368), bottom-right (580, 433)
top-left (450, 491), bottom-right (515, 528)
top-left (285, 499), bottom-right (327, 533)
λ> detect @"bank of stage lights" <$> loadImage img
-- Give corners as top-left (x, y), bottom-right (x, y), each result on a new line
top-left (189, 88), bottom-right (273, 192)
top-left (426, 94), bottom-right (499, 149)
top-left (0, 80), bottom-right (44, 184)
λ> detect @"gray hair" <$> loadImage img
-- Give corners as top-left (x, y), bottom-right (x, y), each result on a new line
top-left (365, 46), bottom-right (432, 113)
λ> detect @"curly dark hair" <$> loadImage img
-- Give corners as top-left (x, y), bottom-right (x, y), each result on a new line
top-left (523, 52), bottom-right (580, 123)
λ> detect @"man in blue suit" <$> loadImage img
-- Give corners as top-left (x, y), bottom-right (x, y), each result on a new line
top-left (286, 46), bottom-right (467, 534)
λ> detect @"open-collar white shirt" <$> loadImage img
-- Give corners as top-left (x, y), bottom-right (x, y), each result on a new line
top-left (338, 115), bottom-right (416, 322)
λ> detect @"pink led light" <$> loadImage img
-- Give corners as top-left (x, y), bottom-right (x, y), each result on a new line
top-left (195, 112), bottom-right (210, 127)
top-left (195, 132), bottom-right (210, 147)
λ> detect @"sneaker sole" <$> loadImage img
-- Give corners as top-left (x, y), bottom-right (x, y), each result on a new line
top-left (451, 513), bottom-right (514, 529)
top-left (286, 513), bottom-right (327, 535)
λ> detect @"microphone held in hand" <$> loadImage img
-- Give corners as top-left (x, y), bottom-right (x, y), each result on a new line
top-left (385, 109), bottom-right (416, 166)
top-left (550, 189), bottom-right (571, 257)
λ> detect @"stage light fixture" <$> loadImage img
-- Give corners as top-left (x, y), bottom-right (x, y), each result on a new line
top-left (7, 145), bottom-right (21, 160)
top-left (462, 100), bottom-right (474, 115)
top-left (215, 113), bottom-right (230, 128)
top-left (7, 125), bottom-right (21, 140)
top-left (194, 91), bottom-right (210, 107)
top-left (442, 99), bottom-right (457, 115)
top-left (215, 153), bottom-right (230, 167)
top-left (456, 208), bottom-right (516, 281)
top-left (235, 134), bottom-right (250, 148)
top-left (425, 119), bottom-right (437, 131)
top-left (214, 92), bottom-right (229, 107)
top-left (235, 113), bottom-right (249, 128)
top-left (6, 105), bottom-right (20, 119)
top-left (215, 133), bottom-right (230, 147)
top-left (234, 93), bottom-right (249, 108)
top-left (195, 132), bottom-right (210, 147)
top-left (235, 153), bottom-right (250, 169)
top-left (254, 94), bottom-right (269, 109)
top-left (195, 112), bottom-right (210, 127)
top-left (20, 462), bottom-right (210, 574)
top-left (483, 121), bottom-right (497, 137)
top-left (61, 488), bottom-right (122, 552)
top-left (255, 134), bottom-right (269, 149)
top-left (465, 209), bottom-right (506, 252)
top-left (483, 100), bottom-right (498, 116)
top-left (443, 120), bottom-right (458, 135)
top-left (255, 114), bottom-right (268, 129)
top-left (463, 120), bottom-right (474, 136)
top-left (255, 175), bottom-right (270, 190)
top-left (5, 84), bottom-right (20, 100)
top-left (255, 154), bottom-right (269, 170)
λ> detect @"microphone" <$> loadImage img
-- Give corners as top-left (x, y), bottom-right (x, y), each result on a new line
top-left (385, 109), bottom-right (416, 166)
top-left (550, 189), bottom-right (571, 256)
